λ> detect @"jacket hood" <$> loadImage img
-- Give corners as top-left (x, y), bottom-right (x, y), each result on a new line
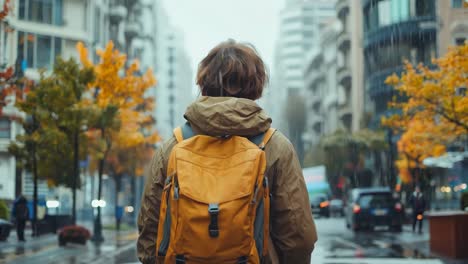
top-left (184, 96), bottom-right (272, 137)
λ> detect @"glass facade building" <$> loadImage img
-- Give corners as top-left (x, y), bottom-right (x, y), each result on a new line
top-left (362, 0), bottom-right (437, 126)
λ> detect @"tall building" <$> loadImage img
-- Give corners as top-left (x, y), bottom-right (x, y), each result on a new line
top-left (266, 0), bottom-right (336, 131)
top-left (304, 21), bottom-right (341, 146)
top-left (0, 0), bottom-right (106, 201)
top-left (437, 0), bottom-right (468, 55)
top-left (362, 0), bottom-right (438, 128)
top-left (336, 0), bottom-right (364, 132)
top-left (151, 4), bottom-right (193, 140)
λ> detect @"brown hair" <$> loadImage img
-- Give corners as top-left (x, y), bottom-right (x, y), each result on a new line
top-left (196, 40), bottom-right (267, 100)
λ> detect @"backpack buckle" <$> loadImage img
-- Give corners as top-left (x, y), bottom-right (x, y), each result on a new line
top-left (208, 203), bottom-right (219, 238)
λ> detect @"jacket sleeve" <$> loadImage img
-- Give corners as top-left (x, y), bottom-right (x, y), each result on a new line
top-left (137, 139), bottom-right (175, 264)
top-left (269, 134), bottom-right (317, 264)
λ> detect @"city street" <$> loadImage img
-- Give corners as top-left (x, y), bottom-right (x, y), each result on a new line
top-left (2, 217), bottom-right (468, 264)
top-left (0, 229), bottom-right (138, 264)
top-left (312, 217), bottom-right (435, 264)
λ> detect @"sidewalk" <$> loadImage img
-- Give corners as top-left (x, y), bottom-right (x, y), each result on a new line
top-left (0, 224), bottom-right (138, 264)
top-left (400, 224), bottom-right (468, 264)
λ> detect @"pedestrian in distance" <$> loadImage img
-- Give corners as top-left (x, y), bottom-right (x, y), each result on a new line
top-left (12, 195), bottom-right (29, 242)
top-left (409, 186), bottom-right (426, 234)
top-left (137, 40), bottom-right (317, 264)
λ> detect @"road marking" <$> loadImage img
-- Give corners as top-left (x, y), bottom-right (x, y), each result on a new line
top-left (333, 237), bottom-right (363, 250)
top-left (117, 232), bottom-right (138, 241)
top-left (89, 239), bottom-right (137, 264)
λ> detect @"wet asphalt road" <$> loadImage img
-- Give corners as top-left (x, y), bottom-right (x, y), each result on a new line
top-left (0, 230), bottom-right (138, 264)
top-left (312, 217), bottom-right (444, 264)
top-left (0, 217), bottom-right (452, 264)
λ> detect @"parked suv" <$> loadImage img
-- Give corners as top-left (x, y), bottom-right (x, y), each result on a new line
top-left (345, 187), bottom-right (403, 232)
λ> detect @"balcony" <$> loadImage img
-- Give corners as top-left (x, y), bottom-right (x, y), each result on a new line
top-left (337, 65), bottom-right (351, 87)
top-left (367, 66), bottom-right (404, 99)
top-left (336, 0), bottom-right (350, 18)
top-left (364, 16), bottom-right (437, 50)
top-left (312, 119), bottom-right (323, 134)
top-left (340, 111), bottom-right (353, 131)
top-left (337, 31), bottom-right (351, 52)
top-left (124, 21), bottom-right (140, 41)
top-left (109, 5), bottom-right (127, 25)
top-left (308, 72), bottom-right (326, 91)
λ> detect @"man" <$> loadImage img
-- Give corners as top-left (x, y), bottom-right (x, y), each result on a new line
top-left (12, 195), bottom-right (29, 242)
top-left (409, 186), bottom-right (426, 233)
top-left (137, 40), bottom-right (317, 264)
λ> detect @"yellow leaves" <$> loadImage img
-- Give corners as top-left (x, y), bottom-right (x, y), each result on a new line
top-left (76, 42), bottom-right (92, 68)
top-left (383, 44), bottom-right (468, 184)
top-left (76, 41), bottom-right (160, 177)
top-left (385, 73), bottom-right (400, 86)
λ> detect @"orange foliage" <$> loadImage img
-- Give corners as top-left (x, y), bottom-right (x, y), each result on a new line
top-left (0, 0), bottom-right (11, 21)
top-left (77, 41), bottom-right (160, 176)
top-left (383, 43), bottom-right (468, 183)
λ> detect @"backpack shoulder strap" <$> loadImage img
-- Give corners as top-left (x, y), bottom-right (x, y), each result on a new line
top-left (260, 128), bottom-right (276, 149)
top-left (249, 128), bottom-right (276, 149)
top-left (174, 123), bottom-right (196, 143)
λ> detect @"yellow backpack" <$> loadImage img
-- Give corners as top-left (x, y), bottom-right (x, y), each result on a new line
top-left (156, 123), bottom-right (276, 264)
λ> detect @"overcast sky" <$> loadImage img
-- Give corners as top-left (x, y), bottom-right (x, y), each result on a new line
top-left (161, 0), bottom-right (285, 78)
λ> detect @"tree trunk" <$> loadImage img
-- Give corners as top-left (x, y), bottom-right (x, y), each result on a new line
top-left (92, 128), bottom-right (107, 242)
top-left (114, 174), bottom-right (121, 231)
top-left (32, 143), bottom-right (38, 237)
top-left (72, 128), bottom-right (79, 225)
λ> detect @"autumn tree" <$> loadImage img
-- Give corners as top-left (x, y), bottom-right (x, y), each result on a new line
top-left (77, 41), bottom-right (158, 235)
top-left (383, 43), bottom-right (468, 136)
top-left (9, 58), bottom-right (95, 224)
top-left (317, 129), bottom-right (387, 196)
top-left (383, 43), bottom-right (468, 184)
top-left (394, 119), bottom-right (447, 185)
top-left (0, 0), bottom-right (19, 115)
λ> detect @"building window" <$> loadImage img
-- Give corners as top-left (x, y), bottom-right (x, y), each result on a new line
top-left (455, 37), bottom-right (466, 46)
top-left (0, 119), bottom-right (11, 139)
top-left (391, 0), bottom-right (410, 23)
top-left (415, 0), bottom-right (435, 17)
top-left (17, 31), bottom-right (62, 69)
top-left (36, 35), bottom-right (52, 69)
top-left (378, 0), bottom-right (392, 27)
top-left (94, 8), bottom-right (102, 44)
top-left (19, 0), bottom-right (63, 26)
top-left (452, 0), bottom-right (463, 8)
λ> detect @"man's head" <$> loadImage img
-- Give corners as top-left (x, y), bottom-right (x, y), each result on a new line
top-left (415, 186), bottom-right (421, 193)
top-left (196, 39), bottom-right (267, 100)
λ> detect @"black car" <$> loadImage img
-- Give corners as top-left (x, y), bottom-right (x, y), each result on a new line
top-left (345, 187), bottom-right (403, 232)
top-left (310, 194), bottom-right (330, 218)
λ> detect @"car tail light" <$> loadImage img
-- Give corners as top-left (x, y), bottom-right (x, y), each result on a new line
top-left (353, 204), bottom-right (361, 214)
top-left (320, 201), bottom-right (329, 208)
top-left (395, 203), bottom-right (402, 211)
